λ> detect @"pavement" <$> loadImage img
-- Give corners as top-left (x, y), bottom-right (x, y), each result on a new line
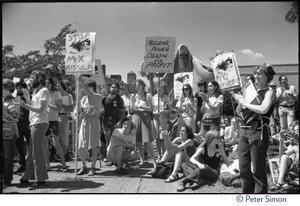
top-left (2, 157), bottom-right (242, 194)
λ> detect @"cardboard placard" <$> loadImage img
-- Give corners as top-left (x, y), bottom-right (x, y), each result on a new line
top-left (211, 52), bottom-right (242, 91)
top-left (144, 36), bottom-right (176, 74)
top-left (65, 32), bottom-right (96, 75)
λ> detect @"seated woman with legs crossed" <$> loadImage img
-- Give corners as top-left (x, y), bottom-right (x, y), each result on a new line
top-left (177, 130), bottom-right (231, 192)
top-left (157, 124), bottom-right (196, 183)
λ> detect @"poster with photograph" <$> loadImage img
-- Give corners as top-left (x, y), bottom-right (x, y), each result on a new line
top-left (65, 32), bottom-right (96, 75)
top-left (144, 36), bottom-right (176, 74)
top-left (211, 52), bottom-right (242, 91)
top-left (174, 72), bottom-right (193, 100)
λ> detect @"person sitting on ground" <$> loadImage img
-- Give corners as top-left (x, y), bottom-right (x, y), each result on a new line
top-left (156, 124), bottom-right (196, 183)
top-left (106, 117), bottom-right (137, 175)
top-left (177, 130), bottom-right (231, 192)
top-left (274, 121), bottom-right (299, 190)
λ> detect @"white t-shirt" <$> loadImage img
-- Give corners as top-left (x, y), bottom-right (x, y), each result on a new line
top-left (29, 87), bottom-right (50, 126)
top-left (204, 95), bottom-right (223, 116)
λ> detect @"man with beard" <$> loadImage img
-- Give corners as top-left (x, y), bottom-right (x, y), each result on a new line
top-left (102, 82), bottom-right (125, 165)
top-left (18, 70), bottom-right (50, 190)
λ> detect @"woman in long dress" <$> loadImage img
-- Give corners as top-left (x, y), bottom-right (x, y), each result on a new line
top-left (76, 74), bottom-right (103, 176)
top-left (129, 79), bottom-right (157, 174)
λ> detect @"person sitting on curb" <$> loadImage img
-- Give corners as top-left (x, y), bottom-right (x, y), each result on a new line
top-left (106, 117), bottom-right (137, 175)
top-left (177, 130), bottom-right (231, 192)
top-left (156, 124), bottom-right (196, 183)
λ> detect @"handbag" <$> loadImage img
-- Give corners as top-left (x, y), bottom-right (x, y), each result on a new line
top-left (151, 164), bottom-right (173, 179)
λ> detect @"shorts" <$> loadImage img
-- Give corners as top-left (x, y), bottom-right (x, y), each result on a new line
top-left (46, 121), bottom-right (59, 136)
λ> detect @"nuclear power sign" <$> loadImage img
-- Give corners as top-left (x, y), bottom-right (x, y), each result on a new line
top-left (144, 36), bottom-right (176, 74)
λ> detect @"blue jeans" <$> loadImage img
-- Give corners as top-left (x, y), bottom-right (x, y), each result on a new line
top-left (238, 128), bottom-right (269, 193)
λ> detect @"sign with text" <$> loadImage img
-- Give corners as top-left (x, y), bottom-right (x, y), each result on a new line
top-left (211, 52), bottom-right (242, 91)
top-left (174, 72), bottom-right (193, 100)
top-left (91, 59), bottom-right (107, 94)
top-left (144, 36), bottom-right (176, 74)
top-left (65, 32), bottom-right (96, 75)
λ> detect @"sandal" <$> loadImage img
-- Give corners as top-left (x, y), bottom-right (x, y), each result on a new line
top-left (165, 174), bottom-right (179, 183)
top-left (88, 168), bottom-right (96, 176)
top-left (146, 167), bottom-right (158, 175)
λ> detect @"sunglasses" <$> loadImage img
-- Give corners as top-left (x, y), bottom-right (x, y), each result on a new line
top-left (183, 88), bottom-right (189, 90)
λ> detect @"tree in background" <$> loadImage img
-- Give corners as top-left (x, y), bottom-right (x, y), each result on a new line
top-left (2, 24), bottom-right (77, 84)
top-left (285, 2), bottom-right (298, 23)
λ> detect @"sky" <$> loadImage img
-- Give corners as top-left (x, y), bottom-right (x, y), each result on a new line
top-left (2, 2), bottom-right (298, 84)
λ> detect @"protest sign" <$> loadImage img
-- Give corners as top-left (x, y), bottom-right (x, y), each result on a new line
top-left (65, 32), bottom-right (96, 75)
top-left (144, 36), bottom-right (176, 74)
top-left (211, 52), bottom-right (242, 91)
top-left (174, 72), bottom-right (193, 100)
top-left (91, 59), bottom-right (107, 94)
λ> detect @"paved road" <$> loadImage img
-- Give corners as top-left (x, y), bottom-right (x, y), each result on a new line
top-left (2, 158), bottom-right (242, 194)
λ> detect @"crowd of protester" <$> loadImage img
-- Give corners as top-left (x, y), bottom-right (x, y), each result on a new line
top-left (2, 63), bottom-right (299, 193)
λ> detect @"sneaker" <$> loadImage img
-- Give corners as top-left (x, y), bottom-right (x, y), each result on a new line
top-left (88, 168), bottom-right (96, 176)
top-left (177, 182), bottom-right (186, 192)
top-left (16, 165), bottom-right (26, 173)
top-left (116, 167), bottom-right (128, 175)
top-left (28, 181), bottom-right (45, 190)
top-left (77, 166), bottom-right (87, 175)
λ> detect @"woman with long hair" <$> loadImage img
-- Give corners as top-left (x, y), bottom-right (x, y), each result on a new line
top-left (44, 77), bottom-right (68, 172)
top-left (56, 80), bottom-right (74, 161)
top-left (177, 130), bottom-right (230, 192)
top-left (152, 81), bottom-right (172, 160)
top-left (175, 83), bottom-right (196, 137)
top-left (129, 79), bottom-right (157, 174)
top-left (197, 80), bottom-right (224, 145)
top-left (157, 124), bottom-right (196, 183)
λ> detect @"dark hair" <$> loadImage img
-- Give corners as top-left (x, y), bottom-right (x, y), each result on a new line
top-left (47, 77), bottom-right (57, 91)
top-left (3, 79), bottom-right (15, 93)
top-left (111, 82), bottom-right (120, 91)
top-left (208, 80), bottom-right (222, 97)
top-left (31, 70), bottom-right (47, 86)
top-left (198, 80), bottom-right (207, 93)
top-left (181, 83), bottom-right (194, 98)
top-left (199, 130), bottom-right (220, 148)
top-left (253, 63), bottom-right (275, 83)
top-left (57, 80), bottom-right (67, 91)
top-left (278, 75), bottom-right (287, 84)
top-left (181, 124), bottom-right (195, 140)
top-left (84, 79), bottom-right (97, 92)
top-left (15, 81), bottom-right (26, 89)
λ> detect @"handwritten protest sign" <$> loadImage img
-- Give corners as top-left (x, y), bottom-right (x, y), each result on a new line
top-left (174, 72), bottom-right (193, 100)
top-left (91, 59), bottom-right (107, 94)
top-left (144, 36), bottom-right (176, 74)
top-left (65, 32), bottom-right (96, 75)
top-left (211, 52), bottom-right (242, 91)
